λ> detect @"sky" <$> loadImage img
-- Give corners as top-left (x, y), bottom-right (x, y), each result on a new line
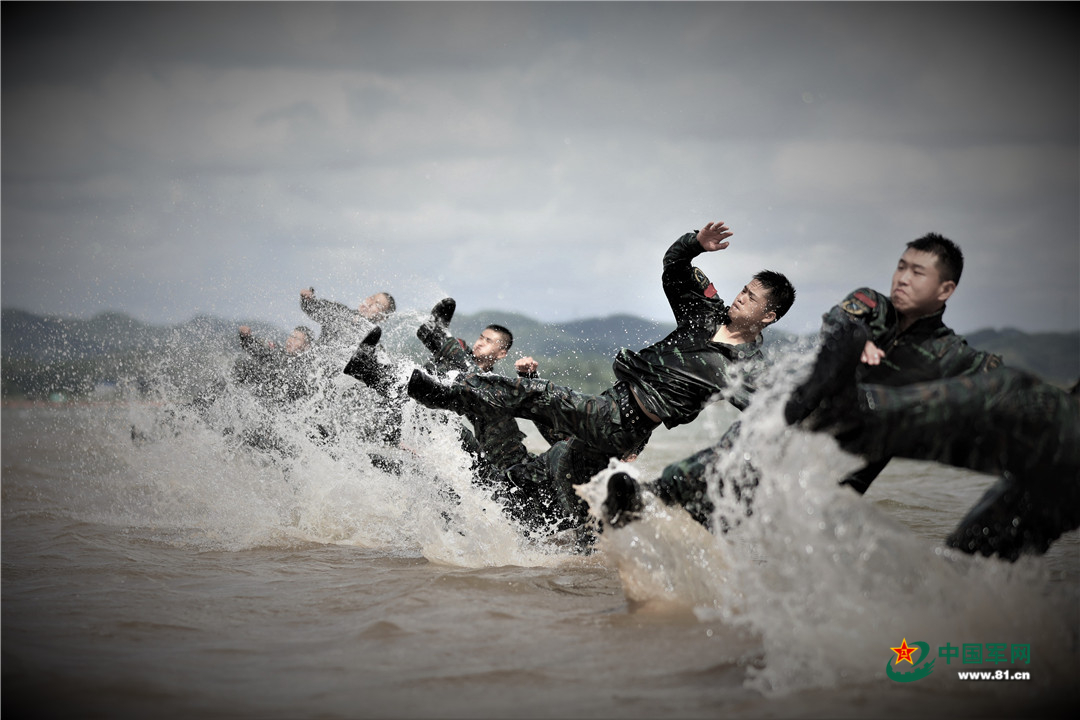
top-left (3, 1), bottom-right (1077, 337)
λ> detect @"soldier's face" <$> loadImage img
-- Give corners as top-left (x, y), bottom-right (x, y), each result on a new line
top-left (285, 330), bottom-right (310, 355)
top-left (472, 330), bottom-right (509, 367)
top-left (727, 279), bottom-right (776, 328)
top-left (358, 293), bottom-right (391, 321)
top-left (891, 249), bottom-right (956, 319)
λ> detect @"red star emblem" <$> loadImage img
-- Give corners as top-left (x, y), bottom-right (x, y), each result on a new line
top-left (890, 638), bottom-right (918, 665)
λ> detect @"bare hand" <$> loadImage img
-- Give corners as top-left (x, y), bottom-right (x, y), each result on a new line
top-left (697, 221), bottom-right (733, 252)
top-left (300, 287), bottom-right (314, 299)
top-left (860, 340), bottom-right (886, 366)
top-left (515, 356), bottom-right (539, 375)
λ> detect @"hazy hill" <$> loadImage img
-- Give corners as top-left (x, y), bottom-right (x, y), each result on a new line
top-left (2, 308), bottom-right (1077, 399)
top-left (964, 328), bottom-right (1079, 387)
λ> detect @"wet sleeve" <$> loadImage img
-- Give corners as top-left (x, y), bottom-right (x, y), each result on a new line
top-left (301, 295), bottom-right (351, 326)
top-left (239, 332), bottom-right (274, 361)
top-left (430, 337), bottom-right (474, 374)
top-left (784, 300), bottom-right (874, 425)
top-left (821, 288), bottom-right (892, 344)
top-left (936, 338), bottom-right (1004, 378)
top-left (534, 421), bottom-right (571, 447)
top-left (661, 232), bottom-right (724, 329)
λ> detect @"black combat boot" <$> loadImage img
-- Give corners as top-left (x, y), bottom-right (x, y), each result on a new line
top-left (417, 298), bottom-right (456, 354)
top-left (343, 326), bottom-right (386, 389)
top-left (407, 368), bottom-right (460, 411)
top-left (602, 472), bottom-right (644, 528)
top-left (946, 471), bottom-right (1080, 562)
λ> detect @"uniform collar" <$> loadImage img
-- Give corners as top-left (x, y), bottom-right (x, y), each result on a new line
top-left (899, 304), bottom-right (948, 336)
top-left (713, 330), bottom-right (764, 359)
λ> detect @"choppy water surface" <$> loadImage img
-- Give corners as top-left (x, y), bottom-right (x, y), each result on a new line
top-left (3, 344), bottom-right (1077, 718)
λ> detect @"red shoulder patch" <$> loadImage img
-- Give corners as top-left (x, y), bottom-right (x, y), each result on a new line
top-left (457, 338), bottom-right (467, 350)
top-left (853, 291), bottom-right (877, 309)
top-left (691, 267), bottom-right (717, 298)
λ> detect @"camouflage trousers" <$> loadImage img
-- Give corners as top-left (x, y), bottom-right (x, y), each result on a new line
top-left (651, 421), bottom-right (747, 530)
top-left (429, 338), bottom-right (532, 474)
top-left (648, 367), bottom-right (1080, 560)
top-left (434, 374), bottom-right (656, 538)
top-left (848, 368), bottom-right (1079, 560)
top-left (844, 368), bottom-right (1079, 481)
top-left (493, 437), bottom-right (605, 537)
top-left (452, 374), bottom-right (655, 460)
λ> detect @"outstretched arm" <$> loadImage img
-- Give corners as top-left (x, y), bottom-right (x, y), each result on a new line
top-left (300, 288), bottom-right (353, 326)
top-left (661, 221), bottom-right (733, 329)
top-left (238, 326), bottom-right (275, 360)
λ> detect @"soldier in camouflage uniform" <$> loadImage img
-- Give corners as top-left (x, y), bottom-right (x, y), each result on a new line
top-left (343, 301), bottom-right (561, 490)
top-left (300, 286), bottom-right (396, 348)
top-left (408, 220), bottom-right (796, 534)
top-left (415, 300), bottom-right (587, 535)
top-left (831, 369), bottom-right (1079, 560)
top-left (230, 324), bottom-right (318, 459)
top-left (233, 324), bottom-right (318, 405)
top-left (415, 299), bottom-right (567, 481)
top-left (605, 233), bottom-right (1003, 532)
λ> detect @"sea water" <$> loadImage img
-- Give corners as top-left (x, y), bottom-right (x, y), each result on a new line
top-left (3, 332), bottom-right (1077, 718)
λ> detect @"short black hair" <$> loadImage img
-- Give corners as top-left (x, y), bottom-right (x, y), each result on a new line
top-left (379, 292), bottom-right (397, 314)
top-left (753, 270), bottom-right (796, 321)
top-left (485, 324), bottom-right (513, 350)
top-left (907, 233), bottom-right (963, 284)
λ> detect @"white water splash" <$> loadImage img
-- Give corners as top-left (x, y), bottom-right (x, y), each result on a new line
top-left (110, 327), bottom-right (571, 568)
top-left (579, 349), bottom-right (1079, 695)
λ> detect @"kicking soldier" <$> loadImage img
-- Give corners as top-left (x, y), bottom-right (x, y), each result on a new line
top-left (233, 324), bottom-right (317, 405)
top-left (413, 299), bottom-right (574, 530)
top-left (229, 324), bottom-right (318, 460)
top-left (407, 220), bottom-right (796, 530)
top-left (415, 298), bottom-right (565, 474)
top-left (808, 368), bottom-right (1079, 560)
top-left (300, 286), bottom-right (396, 348)
top-left (603, 233), bottom-right (1000, 526)
top-left (342, 300), bottom-right (559, 487)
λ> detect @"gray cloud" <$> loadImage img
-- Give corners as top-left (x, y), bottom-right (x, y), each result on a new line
top-left (3, 2), bottom-right (1076, 336)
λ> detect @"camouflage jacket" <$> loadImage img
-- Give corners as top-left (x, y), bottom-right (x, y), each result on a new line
top-left (234, 332), bottom-right (316, 405)
top-left (828, 287), bottom-right (1001, 386)
top-left (613, 231), bottom-right (765, 427)
top-left (428, 338), bottom-right (532, 471)
top-left (300, 294), bottom-right (375, 348)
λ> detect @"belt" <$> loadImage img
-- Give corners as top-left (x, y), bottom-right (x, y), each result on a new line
top-left (612, 381), bottom-right (660, 436)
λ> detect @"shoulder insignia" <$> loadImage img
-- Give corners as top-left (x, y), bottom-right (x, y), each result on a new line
top-left (841, 292), bottom-right (875, 317)
top-left (691, 267), bottom-right (717, 297)
top-left (456, 338), bottom-right (467, 350)
top-left (853, 291), bottom-right (877, 308)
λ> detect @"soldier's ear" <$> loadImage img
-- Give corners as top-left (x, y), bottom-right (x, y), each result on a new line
top-left (936, 280), bottom-right (957, 304)
top-left (761, 310), bottom-right (777, 326)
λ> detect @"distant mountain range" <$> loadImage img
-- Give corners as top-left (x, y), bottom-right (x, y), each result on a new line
top-left (2, 308), bottom-right (1077, 400)
top-left (962, 328), bottom-right (1079, 388)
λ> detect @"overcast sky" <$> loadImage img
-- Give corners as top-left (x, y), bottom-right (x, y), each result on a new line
top-left (3, 2), bottom-right (1077, 336)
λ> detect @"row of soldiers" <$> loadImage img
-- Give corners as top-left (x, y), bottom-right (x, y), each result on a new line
top-left (236, 219), bottom-right (1079, 561)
